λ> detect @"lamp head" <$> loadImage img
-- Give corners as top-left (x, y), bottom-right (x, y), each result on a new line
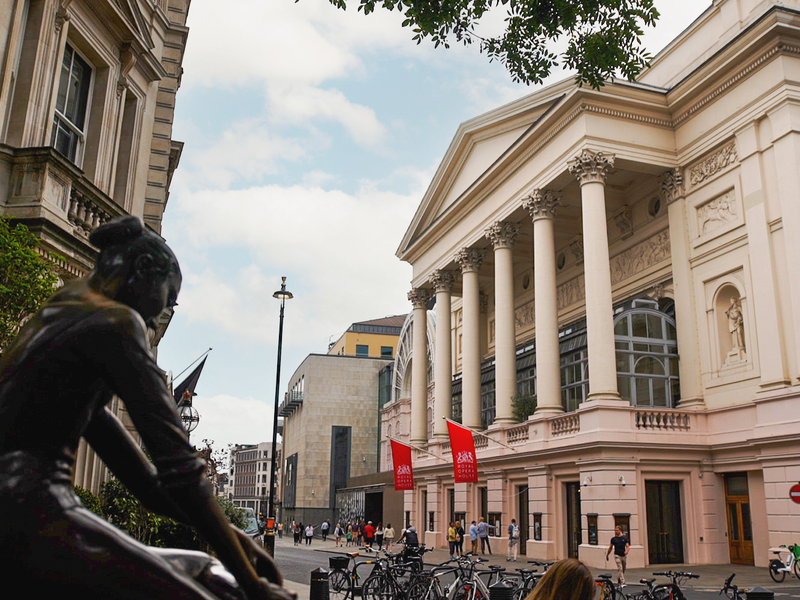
top-left (273, 276), bottom-right (293, 300)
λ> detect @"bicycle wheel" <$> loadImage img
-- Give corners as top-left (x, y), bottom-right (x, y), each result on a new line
top-left (454, 582), bottom-right (488, 600)
top-left (329, 569), bottom-right (350, 600)
top-left (794, 557), bottom-right (800, 580)
top-left (407, 578), bottom-right (440, 600)
top-left (362, 574), bottom-right (393, 600)
top-left (770, 559), bottom-right (786, 583)
top-left (512, 584), bottom-right (533, 600)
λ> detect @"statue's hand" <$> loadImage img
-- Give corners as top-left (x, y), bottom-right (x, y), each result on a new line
top-left (231, 526), bottom-right (282, 585)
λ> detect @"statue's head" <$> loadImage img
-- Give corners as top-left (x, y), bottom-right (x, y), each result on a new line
top-left (89, 216), bottom-right (181, 328)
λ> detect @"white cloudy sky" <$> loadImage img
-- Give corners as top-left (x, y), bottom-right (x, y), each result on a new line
top-left (157, 0), bottom-right (707, 455)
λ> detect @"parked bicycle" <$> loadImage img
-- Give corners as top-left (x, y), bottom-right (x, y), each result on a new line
top-left (648, 570), bottom-right (698, 600)
top-left (328, 551), bottom-right (380, 600)
top-left (768, 544), bottom-right (800, 582)
top-left (720, 573), bottom-right (746, 600)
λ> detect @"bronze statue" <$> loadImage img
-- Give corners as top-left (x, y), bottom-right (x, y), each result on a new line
top-left (0, 216), bottom-right (291, 599)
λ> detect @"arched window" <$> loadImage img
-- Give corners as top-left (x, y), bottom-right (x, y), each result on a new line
top-left (614, 297), bottom-right (680, 408)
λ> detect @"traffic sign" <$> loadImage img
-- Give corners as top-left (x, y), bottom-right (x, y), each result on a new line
top-left (790, 484), bottom-right (800, 504)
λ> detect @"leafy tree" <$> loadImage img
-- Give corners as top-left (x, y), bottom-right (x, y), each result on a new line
top-left (512, 392), bottom-right (537, 422)
top-left (74, 485), bottom-right (104, 518)
top-left (0, 217), bottom-right (59, 351)
top-left (321, 0), bottom-right (659, 87)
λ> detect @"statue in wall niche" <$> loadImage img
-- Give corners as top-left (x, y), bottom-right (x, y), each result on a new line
top-left (724, 296), bottom-right (746, 366)
top-left (0, 216), bottom-right (292, 600)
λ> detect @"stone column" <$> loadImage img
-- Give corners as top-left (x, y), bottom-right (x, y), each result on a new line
top-left (523, 190), bottom-right (564, 414)
top-left (408, 287), bottom-right (432, 444)
top-left (568, 150), bottom-right (622, 402)
top-left (661, 169), bottom-right (705, 408)
top-left (430, 269), bottom-right (455, 437)
top-left (486, 221), bottom-right (520, 424)
top-left (456, 248), bottom-right (486, 429)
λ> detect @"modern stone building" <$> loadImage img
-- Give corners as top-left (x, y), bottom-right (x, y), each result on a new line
top-left (386, 0), bottom-right (800, 569)
top-left (229, 442), bottom-right (281, 518)
top-left (0, 0), bottom-right (191, 492)
top-left (281, 351), bottom-right (393, 528)
top-left (328, 314), bottom-right (406, 358)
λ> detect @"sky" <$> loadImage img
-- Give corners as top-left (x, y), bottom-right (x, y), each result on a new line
top-left (156, 0), bottom-right (707, 456)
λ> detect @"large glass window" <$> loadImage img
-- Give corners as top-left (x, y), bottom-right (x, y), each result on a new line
top-left (561, 349), bottom-right (588, 412)
top-left (355, 344), bottom-right (369, 357)
top-left (614, 298), bottom-right (680, 407)
top-left (52, 44), bottom-right (91, 162)
top-left (480, 379), bottom-right (495, 429)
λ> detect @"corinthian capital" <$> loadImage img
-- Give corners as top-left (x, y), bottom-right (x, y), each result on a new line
top-left (523, 189), bottom-right (560, 221)
top-left (568, 149), bottom-right (615, 184)
top-left (486, 221), bottom-right (520, 249)
top-left (429, 269), bottom-right (455, 293)
top-left (659, 168), bottom-right (685, 205)
top-left (456, 248), bottom-right (486, 273)
top-left (408, 287), bottom-right (432, 309)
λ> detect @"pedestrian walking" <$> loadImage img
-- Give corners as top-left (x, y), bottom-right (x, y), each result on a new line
top-left (364, 521), bottom-right (376, 548)
top-left (455, 521), bottom-right (465, 556)
top-left (294, 522), bottom-right (302, 546)
top-left (335, 523), bottom-right (345, 547)
top-left (321, 520), bottom-right (330, 542)
top-left (305, 523), bottom-right (316, 545)
top-left (384, 523), bottom-right (395, 550)
top-left (468, 520), bottom-right (479, 555)
top-left (507, 518), bottom-right (520, 561)
top-left (447, 521), bottom-right (458, 559)
top-left (346, 523), bottom-right (353, 546)
top-left (477, 517), bottom-right (495, 555)
top-left (375, 522), bottom-right (385, 550)
top-left (605, 526), bottom-right (630, 585)
top-left (277, 521), bottom-right (283, 539)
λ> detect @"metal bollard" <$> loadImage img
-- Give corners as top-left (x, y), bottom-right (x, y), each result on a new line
top-left (746, 587), bottom-right (775, 600)
top-left (489, 578), bottom-right (515, 600)
top-left (310, 567), bottom-right (329, 600)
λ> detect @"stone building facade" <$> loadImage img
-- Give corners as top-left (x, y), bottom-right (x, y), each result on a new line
top-left (0, 0), bottom-right (190, 492)
top-left (386, 0), bottom-right (800, 569)
top-left (229, 442), bottom-right (281, 518)
top-left (281, 353), bottom-right (393, 528)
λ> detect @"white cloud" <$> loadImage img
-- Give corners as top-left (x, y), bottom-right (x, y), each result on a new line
top-left (189, 394), bottom-right (274, 451)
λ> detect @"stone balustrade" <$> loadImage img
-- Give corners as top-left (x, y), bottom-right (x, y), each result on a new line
top-left (634, 409), bottom-right (691, 431)
top-left (506, 424), bottom-right (530, 444)
top-left (551, 413), bottom-right (580, 436)
top-left (67, 189), bottom-right (114, 234)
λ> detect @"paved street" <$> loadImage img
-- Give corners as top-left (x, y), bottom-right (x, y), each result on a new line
top-left (273, 536), bottom-right (800, 600)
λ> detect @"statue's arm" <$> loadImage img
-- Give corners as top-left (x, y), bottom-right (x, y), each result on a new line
top-left (82, 406), bottom-right (189, 523)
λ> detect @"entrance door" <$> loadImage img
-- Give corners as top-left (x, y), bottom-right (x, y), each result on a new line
top-left (725, 473), bottom-right (754, 565)
top-left (566, 482), bottom-right (581, 559)
top-left (645, 481), bottom-right (684, 563)
top-left (518, 485), bottom-right (529, 556)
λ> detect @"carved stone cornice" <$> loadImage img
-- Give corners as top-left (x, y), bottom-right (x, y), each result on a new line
top-left (429, 269), bottom-right (455, 293)
top-left (568, 149), bottom-right (615, 185)
top-left (614, 205), bottom-right (633, 239)
top-left (569, 237), bottom-right (584, 264)
top-left (479, 293), bottom-right (488, 314)
top-left (486, 221), bottom-right (520, 249)
top-left (523, 189), bottom-right (560, 221)
top-left (456, 248), bottom-right (486, 273)
top-left (659, 168), bottom-right (684, 205)
top-left (408, 288), bottom-right (432, 309)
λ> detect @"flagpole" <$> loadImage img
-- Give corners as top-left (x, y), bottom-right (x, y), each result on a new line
top-left (443, 417), bottom-right (518, 452)
top-left (174, 347), bottom-right (213, 380)
top-left (387, 436), bottom-right (449, 461)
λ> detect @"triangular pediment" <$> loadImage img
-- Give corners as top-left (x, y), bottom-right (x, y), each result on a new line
top-left (113, 0), bottom-right (154, 48)
top-left (399, 90), bottom-right (566, 255)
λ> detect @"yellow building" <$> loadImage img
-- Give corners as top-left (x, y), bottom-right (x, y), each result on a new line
top-left (328, 315), bottom-right (406, 359)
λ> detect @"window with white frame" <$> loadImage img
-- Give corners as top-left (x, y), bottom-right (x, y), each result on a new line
top-left (51, 43), bottom-right (92, 163)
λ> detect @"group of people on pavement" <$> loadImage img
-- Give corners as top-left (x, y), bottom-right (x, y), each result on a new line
top-left (289, 521), bottom-right (319, 546)
top-left (332, 520), bottom-right (397, 550)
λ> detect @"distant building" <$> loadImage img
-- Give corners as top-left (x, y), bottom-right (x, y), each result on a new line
top-left (229, 442), bottom-right (281, 518)
top-left (328, 315), bottom-right (406, 359)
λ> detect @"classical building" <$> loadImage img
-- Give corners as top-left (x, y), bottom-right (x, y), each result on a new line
top-left (327, 314), bottom-right (406, 358)
top-left (281, 349), bottom-right (394, 528)
top-left (386, 0), bottom-right (800, 569)
top-left (229, 442), bottom-right (281, 518)
top-left (0, 0), bottom-right (191, 492)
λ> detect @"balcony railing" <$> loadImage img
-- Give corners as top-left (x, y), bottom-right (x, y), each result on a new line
top-left (551, 413), bottom-right (580, 436)
top-left (634, 409), bottom-right (691, 431)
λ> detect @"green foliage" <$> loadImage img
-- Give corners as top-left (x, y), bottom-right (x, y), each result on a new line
top-left (74, 485), bottom-right (104, 518)
top-left (217, 495), bottom-right (248, 530)
top-left (320, 0), bottom-right (659, 88)
top-left (0, 217), bottom-right (59, 351)
top-left (512, 392), bottom-right (537, 422)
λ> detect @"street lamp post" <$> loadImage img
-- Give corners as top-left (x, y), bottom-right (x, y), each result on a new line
top-left (265, 276), bottom-right (292, 556)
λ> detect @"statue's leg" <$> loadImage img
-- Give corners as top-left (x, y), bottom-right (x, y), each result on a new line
top-left (17, 505), bottom-right (221, 599)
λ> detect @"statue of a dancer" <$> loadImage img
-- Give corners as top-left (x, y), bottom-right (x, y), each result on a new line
top-left (0, 216), bottom-right (291, 599)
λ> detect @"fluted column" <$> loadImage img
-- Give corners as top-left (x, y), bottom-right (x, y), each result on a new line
top-left (660, 169), bottom-right (705, 408)
top-left (568, 150), bottom-right (622, 402)
top-left (430, 269), bottom-right (455, 437)
top-left (408, 287), bottom-right (432, 444)
top-left (523, 190), bottom-right (564, 414)
top-left (486, 221), bottom-right (520, 424)
top-left (456, 248), bottom-right (485, 429)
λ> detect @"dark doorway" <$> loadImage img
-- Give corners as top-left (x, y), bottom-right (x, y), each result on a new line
top-left (365, 491), bottom-right (383, 525)
top-left (566, 482), bottom-right (581, 559)
top-left (645, 480), bottom-right (684, 563)
top-left (518, 485), bottom-right (529, 555)
top-left (725, 473), bottom-right (754, 565)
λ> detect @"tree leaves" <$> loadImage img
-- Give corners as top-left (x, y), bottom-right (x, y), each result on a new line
top-left (321, 0), bottom-right (659, 87)
top-left (0, 218), bottom-right (59, 352)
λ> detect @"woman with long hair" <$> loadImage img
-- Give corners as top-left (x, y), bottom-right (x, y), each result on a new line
top-left (525, 558), bottom-right (595, 600)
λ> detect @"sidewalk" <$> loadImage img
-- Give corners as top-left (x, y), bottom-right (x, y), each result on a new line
top-left (279, 535), bottom-right (797, 593)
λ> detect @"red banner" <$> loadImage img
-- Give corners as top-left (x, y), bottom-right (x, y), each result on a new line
top-left (447, 420), bottom-right (478, 483)
top-left (391, 440), bottom-right (414, 490)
